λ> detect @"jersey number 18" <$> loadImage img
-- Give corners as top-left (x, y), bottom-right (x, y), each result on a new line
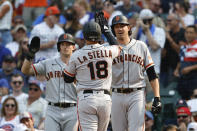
top-left (87, 61), bottom-right (108, 80)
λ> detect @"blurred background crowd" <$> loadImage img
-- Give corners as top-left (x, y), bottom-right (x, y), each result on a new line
top-left (0, 0), bottom-right (197, 130)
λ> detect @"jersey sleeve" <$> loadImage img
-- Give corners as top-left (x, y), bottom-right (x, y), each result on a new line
top-left (32, 60), bottom-right (47, 76)
top-left (64, 54), bottom-right (76, 77)
top-left (144, 45), bottom-right (154, 70)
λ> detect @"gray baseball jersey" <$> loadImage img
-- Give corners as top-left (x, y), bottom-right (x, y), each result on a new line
top-left (64, 43), bottom-right (120, 131)
top-left (32, 56), bottom-right (78, 131)
top-left (32, 56), bottom-right (77, 103)
top-left (112, 39), bottom-right (154, 88)
top-left (111, 39), bottom-right (154, 131)
top-left (64, 44), bottom-right (120, 91)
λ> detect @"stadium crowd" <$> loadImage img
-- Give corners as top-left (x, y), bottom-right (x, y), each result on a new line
top-left (0, 0), bottom-right (197, 130)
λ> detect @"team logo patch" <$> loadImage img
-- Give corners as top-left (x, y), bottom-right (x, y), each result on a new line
top-left (0, 124), bottom-right (15, 131)
top-left (115, 16), bottom-right (120, 21)
top-left (64, 34), bottom-right (67, 39)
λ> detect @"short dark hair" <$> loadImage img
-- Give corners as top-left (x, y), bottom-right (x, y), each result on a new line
top-left (186, 25), bottom-right (197, 33)
top-left (11, 73), bottom-right (24, 81)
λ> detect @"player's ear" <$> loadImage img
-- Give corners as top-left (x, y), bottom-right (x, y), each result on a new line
top-left (72, 44), bottom-right (76, 52)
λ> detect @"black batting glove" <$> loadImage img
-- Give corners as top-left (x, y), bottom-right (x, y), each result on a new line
top-left (151, 97), bottom-right (162, 115)
top-left (26, 36), bottom-right (40, 61)
top-left (95, 11), bottom-right (110, 35)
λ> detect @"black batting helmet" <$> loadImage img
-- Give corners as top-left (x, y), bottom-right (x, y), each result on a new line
top-left (57, 33), bottom-right (75, 52)
top-left (111, 15), bottom-right (131, 36)
top-left (82, 21), bottom-right (102, 42)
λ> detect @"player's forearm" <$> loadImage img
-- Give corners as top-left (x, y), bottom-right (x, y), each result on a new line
top-left (150, 78), bottom-right (160, 97)
top-left (21, 59), bottom-right (34, 75)
top-left (104, 31), bottom-right (119, 45)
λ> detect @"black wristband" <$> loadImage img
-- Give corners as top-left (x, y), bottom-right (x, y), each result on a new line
top-left (154, 97), bottom-right (160, 101)
top-left (104, 31), bottom-right (118, 45)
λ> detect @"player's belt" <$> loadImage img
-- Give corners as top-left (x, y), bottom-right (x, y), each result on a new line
top-left (48, 102), bottom-right (76, 108)
top-left (112, 88), bottom-right (143, 94)
top-left (83, 90), bottom-right (110, 95)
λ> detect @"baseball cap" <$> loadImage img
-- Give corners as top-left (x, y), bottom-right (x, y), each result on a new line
top-left (145, 111), bottom-right (154, 120)
top-left (3, 55), bottom-right (15, 63)
top-left (139, 9), bottom-right (154, 19)
top-left (0, 79), bottom-right (9, 89)
top-left (45, 6), bottom-right (60, 16)
top-left (13, 24), bottom-right (27, 33)
top-left (177, 107), bottom-right (191, 116)
top-left (28, 77), bottom-right (44, 92)
top-left (19, 112), bottom-right (33, 121)
top-left (176, 99), bottom-right (188, 109)
top-left (187, 122), bottom-right (197, 131)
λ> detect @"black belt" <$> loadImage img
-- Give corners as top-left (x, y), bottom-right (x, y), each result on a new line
top-left (83, 90), bottom-right (110, 95)
top-left (48, 102), bottom-right (76, 108)
top-left (112, 88), bottom-right (143, 93)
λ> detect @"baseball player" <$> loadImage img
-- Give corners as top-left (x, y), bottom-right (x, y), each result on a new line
top-left (21, 34), bottom-right (78, 131)
top-left (63, 21), bottom-right (121, 131)
top-left (96, 13), bottom-right (162, 131)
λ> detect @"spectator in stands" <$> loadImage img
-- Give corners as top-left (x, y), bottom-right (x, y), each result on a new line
top-left (30, 5), bottom-right (64, 62)
top-left (160, 13), bottom-right (185, 87)
top-left (176, 106), bottom-right (192, 131)
top-left (0, 55), bottom-right (25, 90)
top-left (187, 122), bottom-right (197, 131)
top-left (75, 30), bottom-right (85, 49)
top-left (0, 78), bottom-right (9, 109)
top-left (0, 97), bottom-right (20, 130)
top-left (15, 37), bottom-right (29, 70)
top-left (1, 73), bottom-right (28, 113)
top-left (63, 6), bottom-right (82, 36)
top-left (145, 111), bottom-right (154, 131)
top-left (126, 12), bottom-right (139, 27)
top-left (162, 124), bottom-right (179, 131)
top-left (73, 0), bottom-right (94, 26)
top-left (191, 89), bottom-right (197, 99)
top-left (20, 77), bottom-right (47, 129)
top-left (6, 24), bottom-right (27, 57)
top-left (32, 2), bottom-right (66, 28)
top-left (0, 78), bottom-right (9, 96)
top-left (148, 0), bottom-right (165, 29)
top-left (15, 111), bottom-right (43, 131)
top-left (102, 0), bottom-right (122, 26)
top-left (0, 44), bottom-right (11, 68)
top-left (174, 1), bottom-right (195, 28)
top-left (11, 16), bottom-right (24, 34)
top-left (0, 0), bottom-right (13, 46)
top-left (22, 0), bottom-right (48, 29)
top-left (174, 25), bottom-right (197, 100)
top-left (133, 9), bottom-right (165, 92)
top-left (115, 0), bottom-right (141, 15)
top-left (176, 99), bottom-right (188, 109)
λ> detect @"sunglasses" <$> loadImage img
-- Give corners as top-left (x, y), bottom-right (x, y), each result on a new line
top-left (143, 19), bottom-right (152, 24)
top-left (177, 115), bottom-right (188, 119)
top-left (12, 81), bottom-right (23, 85)
top-left (29, 87), bottom-right (39, 92)
top-left (5, 104), bottom-right (15, 108)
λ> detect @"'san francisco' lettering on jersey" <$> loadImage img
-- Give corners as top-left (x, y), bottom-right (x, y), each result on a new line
top-left (77, 50), bottom-right (112, 64)
top-left (45, 71), bottom-right (64, 81)
top-left (113, 53), bottom-right (144, 67)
